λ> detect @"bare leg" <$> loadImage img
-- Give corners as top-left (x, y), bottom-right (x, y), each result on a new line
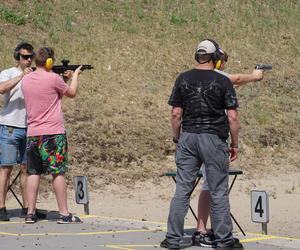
top-left (27, 174), bottom-right (41, 214)
top-left (19, 164), bottom-right (28, 208)
top-left (197, 190), bottom-right (211, 233)
top-left (52, 174), bottom-right (69, 216)
top-left (0, 166), bottom-right (12, 208)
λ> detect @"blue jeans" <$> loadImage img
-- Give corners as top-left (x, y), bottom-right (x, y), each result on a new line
top-left (0, 125), bottom-right (27, 166)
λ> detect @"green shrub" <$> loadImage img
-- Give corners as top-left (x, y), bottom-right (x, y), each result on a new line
top-left (0, 5), bottom-right (26, 25)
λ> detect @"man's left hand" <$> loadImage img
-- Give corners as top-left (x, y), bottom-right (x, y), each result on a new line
top-left (229, 147), bottom-right (238, 161)
top-left (63, 70), bottom-right (73, 80)
top-left (23, 67), bottom-right (33, 75)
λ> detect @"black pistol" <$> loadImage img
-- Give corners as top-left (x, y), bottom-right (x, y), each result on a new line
top-left (255, 64), bottom-right (272, 70)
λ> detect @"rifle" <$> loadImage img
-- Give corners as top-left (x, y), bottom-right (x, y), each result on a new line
top-left (255, 64), bottom-right (272, 70)
top-left (32, 59), bottom-right (93, 74)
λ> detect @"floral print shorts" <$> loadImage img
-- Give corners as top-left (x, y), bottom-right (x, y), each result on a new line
top-left (26, 134), bottom-right (68, 175)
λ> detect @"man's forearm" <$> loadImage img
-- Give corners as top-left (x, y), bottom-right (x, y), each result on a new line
top-left (0, 75), bottom-right (22, 94)
top-left (65, 73), bottom-right (79, 98)
top-left (170, 107), bottom-right (183, 141)
top-left (230, 69), bottom-right (263, 87)
top-left (171, 117), bottom-right (181, 140)
top-left (227, 109), bottom-right (240, 147)
top-left (229, 122), bottom-right (239, 147)
top-left (69, 74), bottom-right (79, 93)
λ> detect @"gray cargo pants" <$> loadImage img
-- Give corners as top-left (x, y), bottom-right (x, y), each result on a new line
top-left (166, 132), bottom-right (233, 245)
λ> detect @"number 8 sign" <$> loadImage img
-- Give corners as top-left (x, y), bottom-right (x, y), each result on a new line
top-left (251, 190), bottom-right (269, 223)
top-left (75, 176), bottom-right (89, 204)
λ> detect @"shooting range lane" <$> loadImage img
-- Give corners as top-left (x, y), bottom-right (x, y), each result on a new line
top-left (0, 214), bottom-right (299, 250)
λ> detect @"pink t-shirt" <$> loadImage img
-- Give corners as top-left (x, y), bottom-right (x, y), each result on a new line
top-left (21, 69), bottom-right (70, 136)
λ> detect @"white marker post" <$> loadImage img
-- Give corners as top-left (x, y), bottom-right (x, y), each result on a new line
top-left (251, 190), bottom-right (269, 234)
top-left (74, 176), bottom-right (89, 215)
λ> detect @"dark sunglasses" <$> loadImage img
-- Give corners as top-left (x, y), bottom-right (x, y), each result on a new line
top-left (20, 54), bottom-right (34, 60)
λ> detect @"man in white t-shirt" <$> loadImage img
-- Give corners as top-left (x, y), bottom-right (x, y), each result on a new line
top-left (0, 42), bottom-right (34, 221)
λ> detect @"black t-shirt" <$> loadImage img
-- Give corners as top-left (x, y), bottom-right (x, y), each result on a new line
top-left (168, 69), bottom-right (239, 139)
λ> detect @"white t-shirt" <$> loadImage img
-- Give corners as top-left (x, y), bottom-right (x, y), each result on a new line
top-left (0, 67), bottom-right (27, 128)
top-left (214, 69), bottom-right (230, 78)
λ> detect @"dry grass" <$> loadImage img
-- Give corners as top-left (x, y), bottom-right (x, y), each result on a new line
top-left (0, 0), bottom-right (299, 188)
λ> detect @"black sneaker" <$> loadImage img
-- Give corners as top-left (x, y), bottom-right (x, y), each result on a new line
top-left (0, 207), bottom-right (9, 221)
top-left (192, 231), bottom-right (216, 248)
top-left (216, 238), bottom-right (244, 250)
top-left (25, 213), bottom-right (37, 224)
top-left (160, 238), bottom-right (192, 249)
top-left (56, 213), bottom-right (82, 224)
top-left (160, 239), bottom-right (180, 250)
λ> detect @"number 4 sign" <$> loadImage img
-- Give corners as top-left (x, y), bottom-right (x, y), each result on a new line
top-left (251, 190), bottom-right (269, 223)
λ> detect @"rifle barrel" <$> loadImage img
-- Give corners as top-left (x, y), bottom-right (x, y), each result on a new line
top-left (31, 62), bottom-right (93, 75)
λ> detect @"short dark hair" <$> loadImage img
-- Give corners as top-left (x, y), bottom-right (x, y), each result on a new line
top-left (15, 42), bottom-right (34, 52)
top-left (13, 42), bottom-right (34, 60)
top-left (196, 54), bottom-right (213, 64)
top-left (35, 47), bottom-right (54, 67)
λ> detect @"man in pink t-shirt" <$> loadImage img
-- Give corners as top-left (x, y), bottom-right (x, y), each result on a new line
top-left (21, 47), bottom-right (82, 224)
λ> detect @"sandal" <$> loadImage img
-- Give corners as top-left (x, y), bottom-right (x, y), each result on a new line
top-left (25, 213), bottom-right (37, 224)
top-left (57, 213), bottom-right (82, 224)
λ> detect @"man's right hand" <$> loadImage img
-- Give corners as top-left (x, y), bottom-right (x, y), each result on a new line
top-left (252, 69), bottom-right (263, 81)
top-left (229, 147), bottom-right (238, 162)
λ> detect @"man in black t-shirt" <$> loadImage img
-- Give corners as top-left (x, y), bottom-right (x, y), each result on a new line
top-left (160, 39), bottom-right (243, 250)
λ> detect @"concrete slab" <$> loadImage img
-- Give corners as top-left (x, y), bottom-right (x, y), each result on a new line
top-left (0, 209), bottom-right (299, 250)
